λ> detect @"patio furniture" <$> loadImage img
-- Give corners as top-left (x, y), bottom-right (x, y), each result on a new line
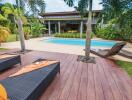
top-left (0, 49), bottom-right (19, 55)
top-left (0, 59), bottom-right (60, 100)
top-left (0, 55), bottom-right (21, 72)
top-left (90, 42), bottom-right (126, 58)
top-left (118, 50), bottom-right (132, 59)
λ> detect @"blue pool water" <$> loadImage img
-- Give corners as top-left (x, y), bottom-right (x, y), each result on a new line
top-left (44, 38), bottom-right (116, 47)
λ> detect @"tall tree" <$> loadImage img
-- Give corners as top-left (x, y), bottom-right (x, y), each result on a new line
top-left (101, 0), bottom-right (131, 22)
top-left (64, 0), bottom-right (94, 62)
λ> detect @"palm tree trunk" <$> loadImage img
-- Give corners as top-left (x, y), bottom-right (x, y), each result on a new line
top-left (85, 0), bottom-right (92, 58)
top-left (15, 0), bottom-right (26, 52)
top-left (17, 17), bottom-right (26, 51)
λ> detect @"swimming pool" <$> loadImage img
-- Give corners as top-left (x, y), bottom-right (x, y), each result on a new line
top-left (44, 38), bottom-right (116, 47)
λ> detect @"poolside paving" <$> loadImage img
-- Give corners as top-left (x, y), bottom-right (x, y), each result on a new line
top-left (1, 37), bottom-right (132, 62)
top-left (0, 51), bottom-right (132, 100)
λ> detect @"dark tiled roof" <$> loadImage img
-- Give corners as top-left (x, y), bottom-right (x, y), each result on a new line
top-left (40, 10), bottom-right (101, 17)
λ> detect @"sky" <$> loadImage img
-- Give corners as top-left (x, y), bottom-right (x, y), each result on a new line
top-left (2, 0), bottom-right (102, 12)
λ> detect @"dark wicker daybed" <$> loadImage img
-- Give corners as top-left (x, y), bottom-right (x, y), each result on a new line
top-left (0, 55), bottom-right (21, 72)
top-left (0, 60), bottom-right (60, 100)
top-left (90, 42), bottom-right (126, 58)
top-left (0, 49), bottom-right (19, 55)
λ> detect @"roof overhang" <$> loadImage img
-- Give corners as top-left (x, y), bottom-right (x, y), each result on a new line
top-left (40, 10), bottom-right (101, 17)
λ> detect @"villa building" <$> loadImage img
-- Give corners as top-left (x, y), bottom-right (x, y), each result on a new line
top-left (40, 10), bottom-right (101, 35)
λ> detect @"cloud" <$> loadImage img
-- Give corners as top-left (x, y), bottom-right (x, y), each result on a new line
top-left (45, 0), bottom-right (102, 12)
top-left (93, 0), bottom-right (102, 10)
top-left (45, 0), bottom-right (74, 12)
top-left (2, 0), bottom-right (102, 12)
top-left (1, 0), bottom-right (16, 4)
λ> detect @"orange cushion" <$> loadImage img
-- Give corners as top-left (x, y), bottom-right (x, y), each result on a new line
top-left (0, 84), bottom-right (8, 100)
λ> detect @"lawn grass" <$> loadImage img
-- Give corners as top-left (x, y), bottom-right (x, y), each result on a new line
top-left (116, 60), bottom-right (132, 77)
top-left (6, 34), bottom-right (17, 42)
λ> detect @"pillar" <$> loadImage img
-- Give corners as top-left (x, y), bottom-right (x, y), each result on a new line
top-left (48, 21), bottom-right (51, 35)
top-left (80, 21), bottom-right (83, 38)
top-left (58, 21), bottom-right (61, 34)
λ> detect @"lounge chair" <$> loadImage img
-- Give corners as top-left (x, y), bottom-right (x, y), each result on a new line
top-left (0, 59), bottom-right (60, 100)
top-left (0, 55), bottom-right (21, 72)
top-left (118, 50), bottom-right (132, 59)
top-left (90, 42), bottom-right (126, 58)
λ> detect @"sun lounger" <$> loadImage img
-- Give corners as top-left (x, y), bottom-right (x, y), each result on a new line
top-left (118, 50), bottom-right (132, 59)
top-left (90, 42), bottom-right (126, 58)
top-left (0, 59), bottom-right (60, 100)
top-left (0, 55), bottom-right (21, 72)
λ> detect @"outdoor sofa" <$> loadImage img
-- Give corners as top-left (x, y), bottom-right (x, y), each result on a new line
top-left (0, 59), bottom-right (60, 100)
top-left (0, 55), bottom-right (21, 72)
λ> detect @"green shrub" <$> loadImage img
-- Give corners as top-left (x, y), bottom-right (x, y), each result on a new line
top-left (0, 15), bottom-right (9, 27)
top-left (54, 33), bottom-right (94, 39)
top-left (31, 22), bottom-right (46, 37)
top-left (118, 9), bottom-right (132, 42)
top-left (96, 25), bottom-right (122, 40)
top-left (23, 26), bottom-right (31, 40)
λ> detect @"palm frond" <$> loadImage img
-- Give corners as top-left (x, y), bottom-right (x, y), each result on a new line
top-left (64, 0), bottom-right (75, 7)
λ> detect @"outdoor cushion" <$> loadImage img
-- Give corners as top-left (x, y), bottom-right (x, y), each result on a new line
top-left (0, 84), bottom-right (8, 100)
top-left (0, 54), bottom-right (17, 60)
top-left (10, 60), bottom-right (59, 77)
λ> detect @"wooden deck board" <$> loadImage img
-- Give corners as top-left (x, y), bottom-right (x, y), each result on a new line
top-left (99, 58), bottom-right (123, 100)
top-left (93, 63), bottom-right (105, 100)
top-left (68, 62), bottom-right (84, 100)
top-left (77, 63), bottom-right (87, 100)
top-left (0, 51), bottom-right (131, 100)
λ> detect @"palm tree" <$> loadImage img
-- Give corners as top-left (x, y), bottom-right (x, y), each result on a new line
top-left (64, 0), bottom-right (94, 62)
top-left (0, 0), bottom-right (45, 52)
top-left (15, 0), bottom-right (46, 52)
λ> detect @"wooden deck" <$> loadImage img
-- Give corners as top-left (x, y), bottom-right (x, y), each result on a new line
top-left (0, 51), bottom-right (132, 100)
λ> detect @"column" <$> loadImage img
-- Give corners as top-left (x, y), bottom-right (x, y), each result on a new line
top-left (58, 21), bottom-right (61, 34)
top-left (55, 24), bottom-right (57, 33)
top-left (80, 21), bottom-right (83, 38)
top-left (101, 16), bottom-right (104, 28)
top-left (48, 21), bottom-right (51, 35)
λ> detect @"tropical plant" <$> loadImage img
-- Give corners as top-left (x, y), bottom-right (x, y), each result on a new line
top-left (0, 26), bottom-right (10, 45)
top-left (0, 0), bottom-right (46, 51)
top-left (99, 0), bottom-right (132, 42)
top-left (100, 0), bottom-right (131, 22)
top-left (118, 9), bottom-right (132, 42)
top-left (23, 26), bottom-right (31, 40)
top-left (96, 24), bottom-right (122, 40)
top-left (31, 20), bottom-right (46, 37)
top-left (0, 14), bottom-right (9, 27)
top-left (1, 3), bottom-right (18, 18)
